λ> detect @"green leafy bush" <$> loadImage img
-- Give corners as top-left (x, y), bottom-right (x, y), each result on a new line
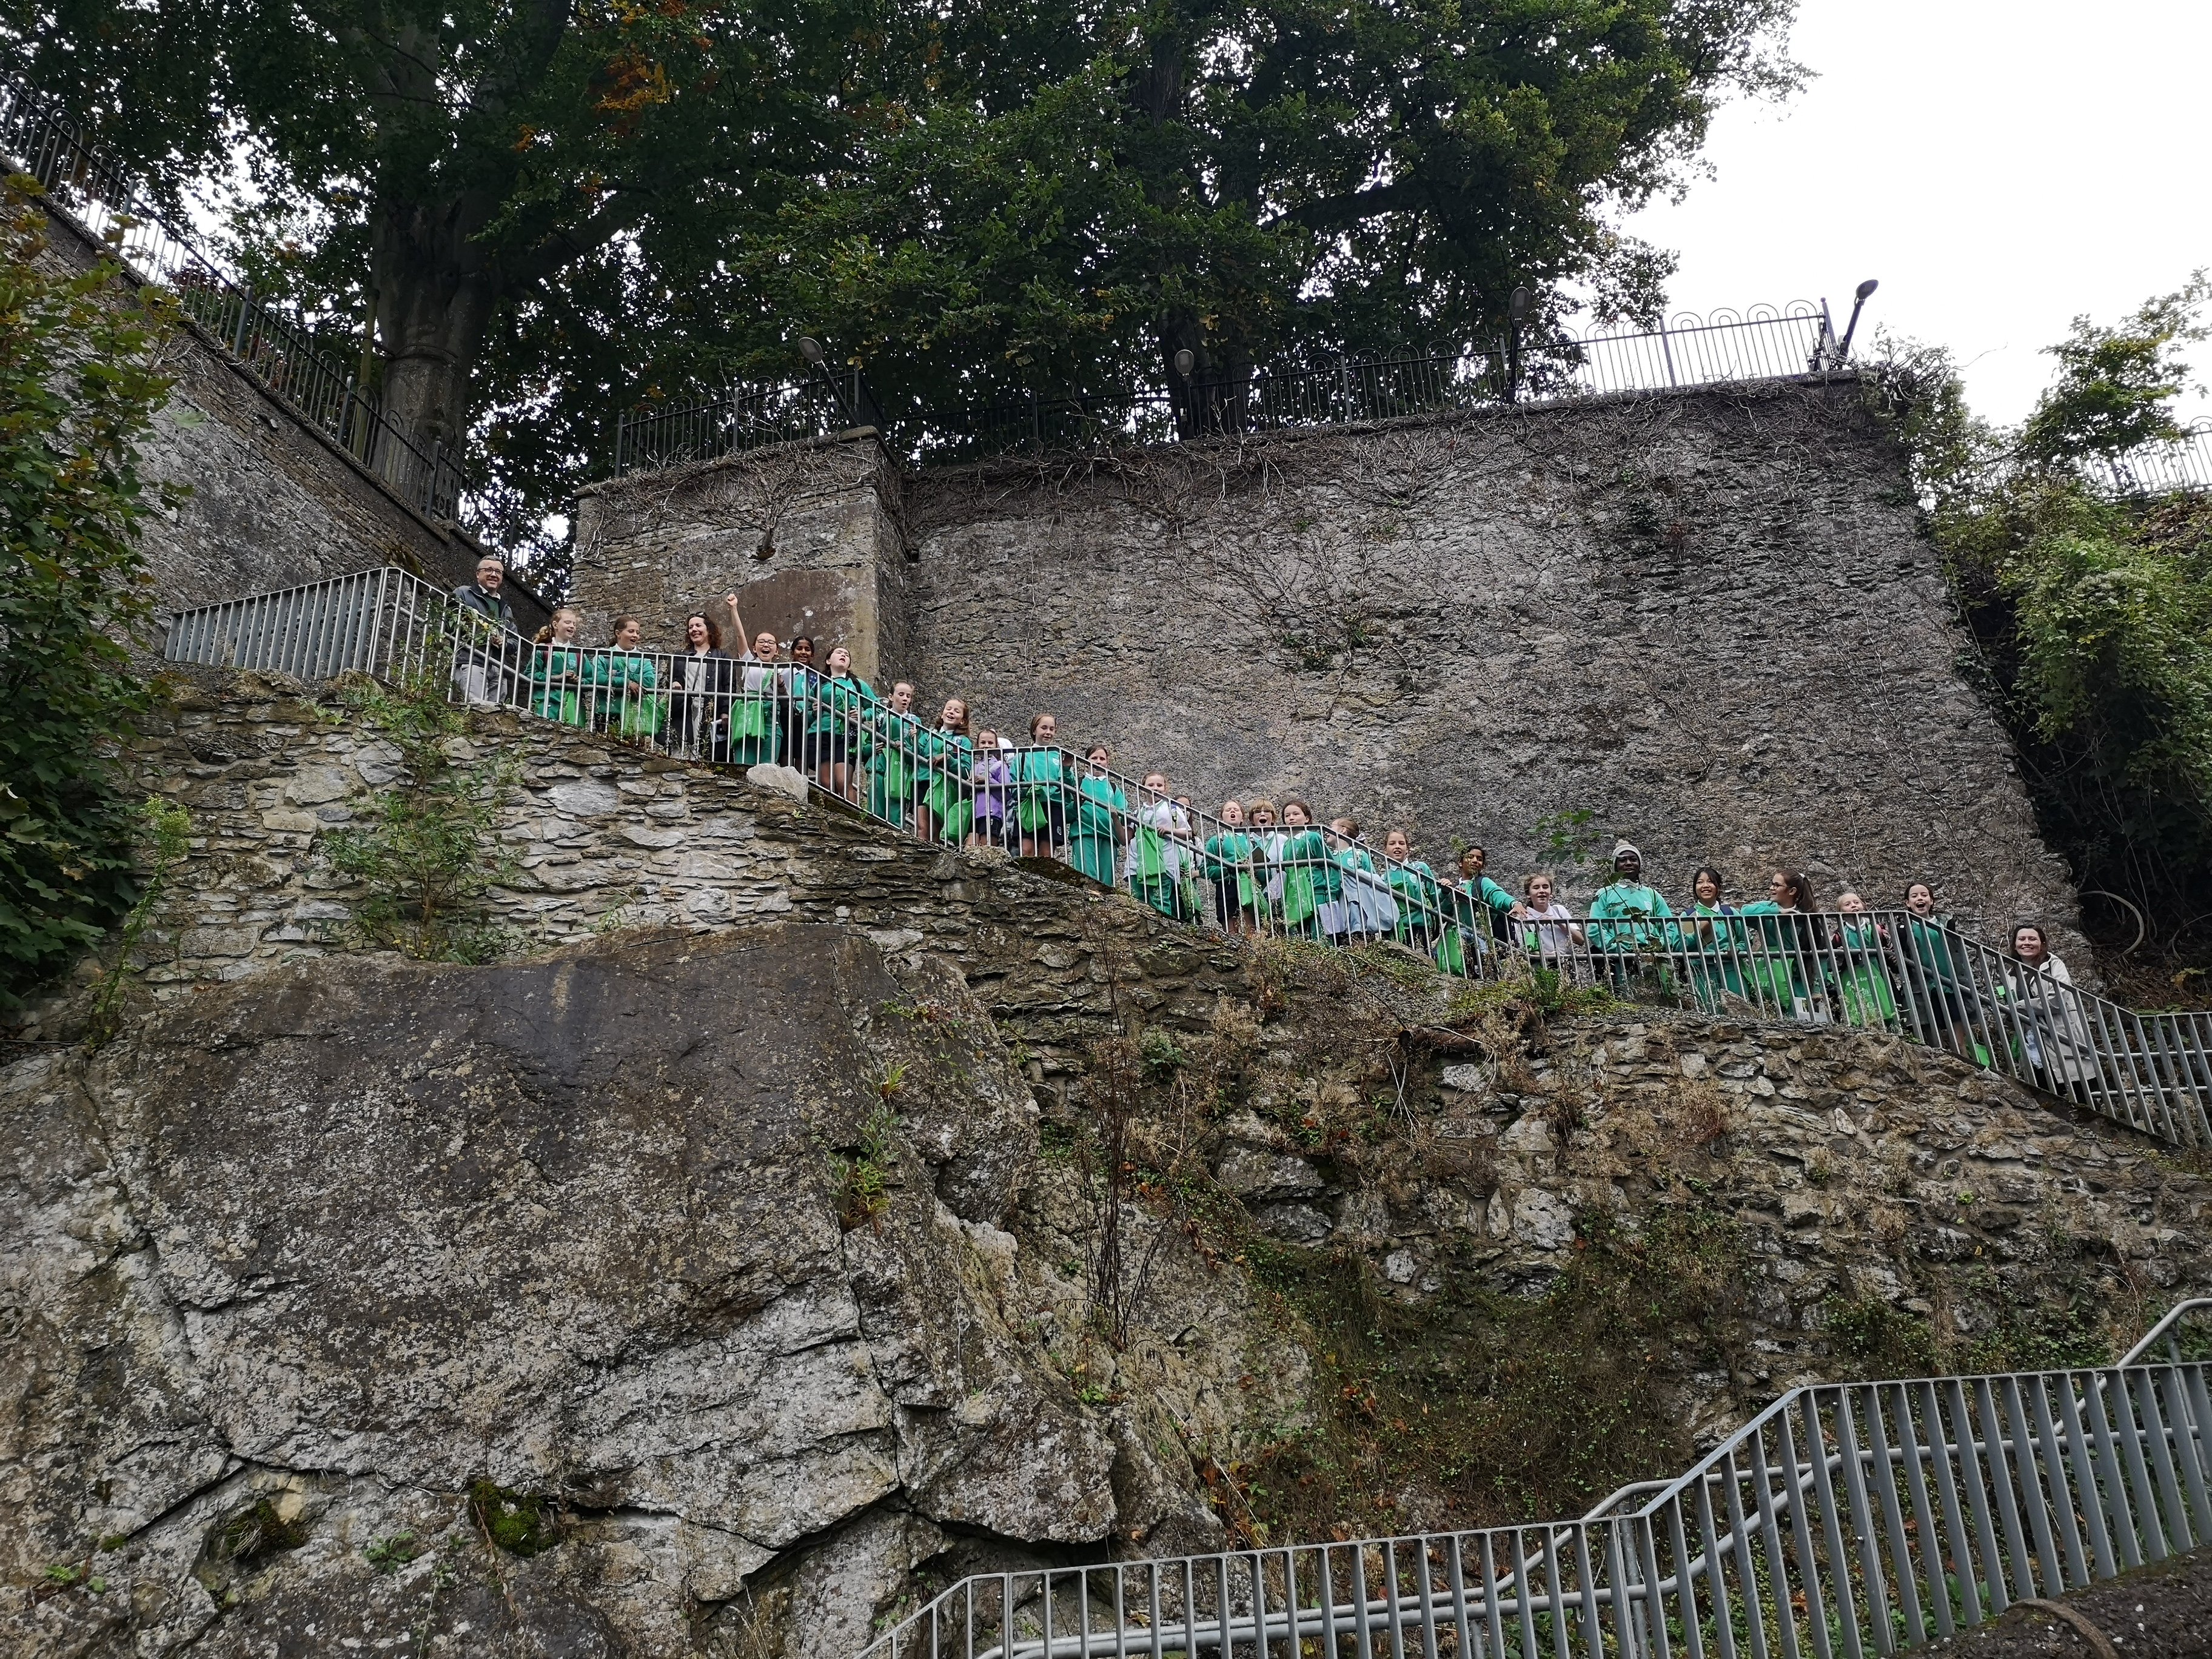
top-left (0, 178), bottom-right (181, 1004)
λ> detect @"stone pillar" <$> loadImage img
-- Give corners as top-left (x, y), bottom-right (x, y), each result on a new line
top-left (569, 431), bottom-right (906, 678)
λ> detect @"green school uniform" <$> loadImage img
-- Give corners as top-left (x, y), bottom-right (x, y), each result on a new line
top-left (1204, 831), bottom-right (1259, 910)
top-left (925, 729), bottom-right (974, 842)
top-left (1070, 774), bottom-right (1125, 885)
top-left (819, 672), bottom-right (876, 743)
top-left (1016, 748), bottom-right (1071, 837)
top-left (868, 705), bottom-right (927, 827)
top-left (1738, 900), bottom-right (1814, 1014)
top-left (589, 649), bottom-right (662, 739)
top-left (1127, 803), bottom-right (1185, 919)
top-left (730, 662), bottom-right (781, 766)
top-left (1277, 828), bottom-right (1341, 934)
top-left (1387, 860), bottom-right (1444, 948)
top-left (1684, 901), bottom-right (1748, 1011)
top-left (1438, 874), bottom-right (1514, 976)
top-left (1587, 880), bottom-right (1675, 951)
top-left (1835, 916), bottom-right (1898, 1029)
top-left (529, 646), bottom-right (586, 725)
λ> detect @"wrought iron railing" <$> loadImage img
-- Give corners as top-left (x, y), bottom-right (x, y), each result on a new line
top-left (2090, 427), bottom-right (2212, 497)
top-left (0, 69), bottom-right (468, 521)
top-left (612, 368), bottom-right (880, 477)
top-left (846, 1337), bottom-right (2211, 1659)
top-left (615, 304), bottom-right (1843, 474)
top-left (161, 568), bottom-right (2212, 1149)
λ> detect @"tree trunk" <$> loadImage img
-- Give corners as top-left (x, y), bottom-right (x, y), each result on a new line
top-left (369, 193), bottom-right (508, 458)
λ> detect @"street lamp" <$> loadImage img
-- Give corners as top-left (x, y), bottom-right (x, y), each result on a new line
top-left (1837, 278), bottom-right (1879, 360)
top-left (1173, 348), bottom-right (1196, 380)
top-left (797, 337), bottom-right (825, 367)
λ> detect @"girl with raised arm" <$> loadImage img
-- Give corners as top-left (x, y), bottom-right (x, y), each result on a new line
top-left (1070, 746), bottom-right (1127, 885)
top-left (725, 598), bottom-right (785, 768)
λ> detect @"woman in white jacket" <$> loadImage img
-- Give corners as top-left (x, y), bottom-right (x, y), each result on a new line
top-left (1998, 923), bottom-right (2099, 1093)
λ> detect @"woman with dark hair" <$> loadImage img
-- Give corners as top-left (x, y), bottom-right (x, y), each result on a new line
top-left (1068, 746), bottom-right (1127, 885)
top-left (1895, 882), bottom-right (1982, 1062)
top-left (1683, 865), bottom-right (1746, 1011)
top-left (588, 615), bottom-right (662, 740)
top-left (1740, 870), bottom-right (1822, 1020)
top-left (529, 606), bottom-right (588, 726)
top-left (816, 646), bottom-right (874, 804)
top-left (669, 610), bottom-right (734, 760)
top-left (922, 697), bottom-right (974, 844)
top-left (1015, 712), bottom-right (1071, 857)
top-left (1441, 845), bottom-right (1518, 976)
top-left (1997, 923), bottom-right (2097, 1093)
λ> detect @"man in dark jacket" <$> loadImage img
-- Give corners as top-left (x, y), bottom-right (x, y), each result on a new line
top-left (452, 555), bottom-right (517, 706)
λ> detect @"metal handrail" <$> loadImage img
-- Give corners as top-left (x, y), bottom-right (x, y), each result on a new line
top-left (836, 1347), bottom-right (2211, 1659)
top-left (0, 69), bottom-right (469, 523)
top-left (159, 568), bottom-right (2212, 1151)
top-left (2121, 1300), bottom-right (2212, 1366)
top-left (615, 304), bottom-right (1840, 474)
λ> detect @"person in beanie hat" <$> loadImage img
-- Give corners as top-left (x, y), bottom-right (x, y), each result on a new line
top-left (1587, 840), bottom-right (1677, 988)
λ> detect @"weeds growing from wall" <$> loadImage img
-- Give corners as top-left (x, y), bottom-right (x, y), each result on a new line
top-left (830, 1102), bottom-right (901, 1230)
top-left (84, 794), bottom-right (192, 1047)
top-left (324, 674), bottom-right (518, 962)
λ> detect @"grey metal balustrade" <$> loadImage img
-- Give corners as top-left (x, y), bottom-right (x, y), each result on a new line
top-left (0, 69), bottom-right (468, 521)
top-left (851, 1338), bottom-right (2212, 1659)
top-left (161, 568), bottom-right (2212, 1150)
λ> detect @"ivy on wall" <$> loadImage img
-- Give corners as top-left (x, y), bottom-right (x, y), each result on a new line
top-left (0, 179), bottom-right (181, 1006)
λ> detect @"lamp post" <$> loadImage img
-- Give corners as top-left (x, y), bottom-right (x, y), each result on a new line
top-left (1837, 278), bottom-right (1879, 361)
top-left (1507, 286), bottom-right (1533, 402)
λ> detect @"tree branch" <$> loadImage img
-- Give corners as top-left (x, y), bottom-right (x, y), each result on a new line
top-left (505, 189), bottom-right (652, 287)
top-left (1274, 178), bottom-right (1421, 233)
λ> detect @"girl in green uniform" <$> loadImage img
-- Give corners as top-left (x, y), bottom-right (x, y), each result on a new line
top-left (529, 607), bottom-right (588, 726)
top-left (728, 627), bottom-right (784, 768)
top-left (1382, 830), bottom-right (1445, 954)
top-left (817, 647), bottom-right (875, 805)
top-left (1275, 799), bottom-right (1342, 942)
top-left (868, 682), bottom-right (927, 830)
top-left (1203, 801), bottom-right (1260, 933)
top-left (1831, 891), bottom-right (1898, 1030)
top-left (1684, 865), bottom-right (1748, 1012)
top-left (1016, 713), bottom-right (1073, 857)
top-left (1739, 871), bottom-right (1822, 1020)
top-left (1069, 746), bottom-right (1127, 885)
top-left (589, 615), bottom-right (662, 741)
top-left (922, 698), bottom-right (974, 845)
top-left (1124, 773), bottom-right (1190, 920)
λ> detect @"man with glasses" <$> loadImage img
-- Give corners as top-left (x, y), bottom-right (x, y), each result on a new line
top-left (451, 554), bottom-right (517, 709)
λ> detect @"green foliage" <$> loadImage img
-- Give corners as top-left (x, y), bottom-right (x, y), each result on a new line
top-left (324, 674), bottom-right (519, 962)
top-left (1865, 285), bottom-right (2212, 966)
top-left (84, 795), bottom-right (192, 1045)
top-left (831, 1102), bottom-right (901, 1230)
top-left (0, 180), bottom-right (179, 1005)
top-left (363, 1530), bottom-right (423, 1573)
top-left (468, 1483), bottom-right (560, 1558)
top-left (1822, 1294), bottom-right (1937, 1376)
top-left (17, 0), bottom-right (1800, 557)
top-left (1230, 1205), bottom-right (1747, 1538)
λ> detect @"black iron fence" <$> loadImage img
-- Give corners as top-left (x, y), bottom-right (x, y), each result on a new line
top-left (0, 69), bottom-right (469, 521)
top-left (615, 303), bottom-right (1845, 475)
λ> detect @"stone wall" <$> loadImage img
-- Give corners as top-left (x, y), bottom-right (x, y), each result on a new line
top-left (571, 431), bottom-right (905, 676)
top-left (7, 672), bottom-right (2208, 1658)
top-left (571, 380), bottom-right (2079, 950)
top-left (37, 201), bottom-right (549, 633)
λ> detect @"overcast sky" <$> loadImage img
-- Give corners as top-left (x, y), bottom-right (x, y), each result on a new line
top-left (1623, 0), bottom-right (2211, 431)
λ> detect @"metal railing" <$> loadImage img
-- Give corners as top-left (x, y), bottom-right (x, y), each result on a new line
top-left (2090, 427), bottom-right (2212, 497)
top-left (612, 367), bottom-right (879, 477)
top-left (0, 69), bottom-right (468, 521)
top-left (614, 305), bottom-right (1842, 474)
top-left (160, 568), bottom-right (2212, 1150)
top-left (846, 1343), bottom-right (2210, 1659)
top-left (2122, 1301), bottom-right (2212, 1366)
